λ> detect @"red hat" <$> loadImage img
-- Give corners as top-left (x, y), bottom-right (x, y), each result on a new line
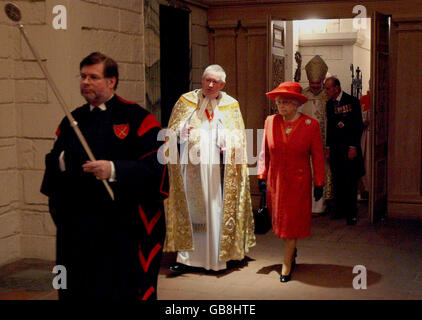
top-left (266, 81), bottom-right (308, 104)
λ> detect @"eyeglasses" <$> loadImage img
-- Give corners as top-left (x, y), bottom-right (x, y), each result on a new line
top-left (204, 78), bottom-right (222, 85)
top-left (78, 74), bottom-right (106, 82)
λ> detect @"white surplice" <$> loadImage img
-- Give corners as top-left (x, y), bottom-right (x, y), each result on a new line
top-left (177, 97), bottom-right (227, 271)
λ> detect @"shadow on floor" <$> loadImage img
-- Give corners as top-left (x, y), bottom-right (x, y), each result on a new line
top-left (162, 256), bottom-right (255, 278)
top-left (257, 263), bottom-right (382, 288)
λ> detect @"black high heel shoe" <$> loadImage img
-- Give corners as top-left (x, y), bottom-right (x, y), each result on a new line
top-left (280, 248), bottom-right (297, 282)
top-left (280, 262), bottom-right (295, 282)
top-left (280, 271), bottom-right (291, 282)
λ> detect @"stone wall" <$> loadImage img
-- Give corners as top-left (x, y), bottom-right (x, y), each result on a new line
top-left (78, 0), bottom-right (145, 106)
top-left (0, 0), bottom-right (45, 266)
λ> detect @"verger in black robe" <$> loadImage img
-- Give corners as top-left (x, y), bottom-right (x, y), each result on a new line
top-left (41, 95), bottom-right (168, 300)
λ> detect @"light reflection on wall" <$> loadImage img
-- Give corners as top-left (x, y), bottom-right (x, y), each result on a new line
top-left (297, 19), bottom-right (331, 34)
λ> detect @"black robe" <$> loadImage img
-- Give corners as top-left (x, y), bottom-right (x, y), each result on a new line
top-left (41, 95), bottom-right (168, 300)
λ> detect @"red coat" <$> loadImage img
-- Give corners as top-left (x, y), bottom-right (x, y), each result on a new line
top-left (258, 114), bottom-right (325, 238)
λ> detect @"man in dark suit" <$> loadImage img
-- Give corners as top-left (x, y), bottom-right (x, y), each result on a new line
top-left (324, 77), bottom-right (365, 225)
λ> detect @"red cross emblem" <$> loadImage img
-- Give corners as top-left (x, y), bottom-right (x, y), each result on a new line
top-left (113, 124), bottom-right (129, 139)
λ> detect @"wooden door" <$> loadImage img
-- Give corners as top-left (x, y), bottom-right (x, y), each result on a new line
top-left (369, 12), bottom-right (391, 222)
top-left (387, 17), bottom-right (422, 220)
top-left (208, 18), bottom-right (267, 209)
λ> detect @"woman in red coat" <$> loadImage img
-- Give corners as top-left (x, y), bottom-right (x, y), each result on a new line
top-left (257, 82), bottom-right (325, 282)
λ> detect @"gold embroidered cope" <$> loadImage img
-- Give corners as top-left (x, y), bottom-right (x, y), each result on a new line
top-left (163, 89), bottom-right (256, 261)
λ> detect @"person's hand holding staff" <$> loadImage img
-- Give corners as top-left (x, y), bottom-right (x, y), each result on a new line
top-left (4, 2), bottom-right (114, 200)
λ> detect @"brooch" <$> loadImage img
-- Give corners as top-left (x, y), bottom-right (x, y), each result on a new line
top-left (305, 119), bottom-right (311, 125)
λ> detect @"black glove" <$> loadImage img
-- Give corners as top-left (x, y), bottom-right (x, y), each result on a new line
top-left (314, 186), bottom-right (323, 202)
top-left (258, 179), bottom-right (267, 193)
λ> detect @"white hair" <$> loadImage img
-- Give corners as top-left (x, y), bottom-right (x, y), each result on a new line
top-left (202, 64), bottom-right (226, 83)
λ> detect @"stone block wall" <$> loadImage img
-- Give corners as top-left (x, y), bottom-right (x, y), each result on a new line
top-left (78, 0), bottom-right (145, 106)
top-left (0, 0), bottom-right (41, 266)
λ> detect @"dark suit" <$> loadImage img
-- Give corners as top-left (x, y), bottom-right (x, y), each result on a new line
top-left (41, 95), bottom-right (168, 300)
top-left (326, 91), bottom-right (365, 222)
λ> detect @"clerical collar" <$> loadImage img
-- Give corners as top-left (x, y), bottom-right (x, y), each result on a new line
top-left (90, 94), bottom-right (114, 111)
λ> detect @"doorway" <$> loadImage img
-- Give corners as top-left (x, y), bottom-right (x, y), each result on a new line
top-left (159, 5), bottom-right (191, 127)
top-left (270, 17), bottom-right (372, 219)
top-left (272, 18), bottom-right (372, 102)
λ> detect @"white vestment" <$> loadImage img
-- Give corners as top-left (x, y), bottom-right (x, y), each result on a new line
top-left (177, 97), bottom-right (226, 271)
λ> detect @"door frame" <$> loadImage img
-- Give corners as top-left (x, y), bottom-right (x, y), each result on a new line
top-left (266, 14), bottom-right (389, 223)
top-left (369, 12), bottom-right (391, 223)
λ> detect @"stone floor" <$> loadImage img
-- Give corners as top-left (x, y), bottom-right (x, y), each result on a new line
top-left (1, 203), bottom-right (422, 300)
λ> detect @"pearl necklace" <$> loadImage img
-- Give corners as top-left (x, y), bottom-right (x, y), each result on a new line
top-left (284, 113), bottom-right (300, 135)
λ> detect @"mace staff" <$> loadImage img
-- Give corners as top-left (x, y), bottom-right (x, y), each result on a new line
top-left (4, 2), bottom-right (115, 200)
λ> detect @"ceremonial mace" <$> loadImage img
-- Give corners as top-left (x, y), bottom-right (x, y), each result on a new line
top-left (4, 2), bottom-right (115, 200)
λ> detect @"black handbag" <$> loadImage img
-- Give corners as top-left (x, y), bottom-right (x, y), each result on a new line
top-left (254, 191), bottom-right (271, 234)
